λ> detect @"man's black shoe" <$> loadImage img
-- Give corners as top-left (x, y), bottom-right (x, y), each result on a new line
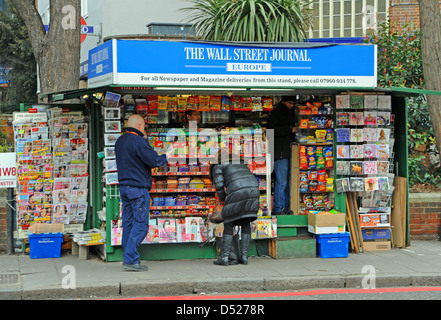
top-left (123, 263), bottom-right (148, 271)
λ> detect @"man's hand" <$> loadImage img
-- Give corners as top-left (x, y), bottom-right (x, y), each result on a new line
top-left (165, 145), bottom-right (175, 159)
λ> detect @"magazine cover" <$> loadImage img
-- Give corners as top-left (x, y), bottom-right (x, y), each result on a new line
top-left (144, 219), bottom-right (159, 244)
top-left (111, 219), bottom-right (123, 246)
top-left (185, 217), bottom-right (202, 242)
top-left (158, 218), bottom-right (177, 243)
top-left (52, 204), bottom-right (70, 224)
top-left (175, 219), bottom-right (186, 243)
top-left (52, 188), bottom-right (71, 204)
top-left (53, 165), bottom-right (70, 178)
top-left (256, 219), bottom-right (272, 239)
top-left (71, 189), bottom-right (88, 203)
top-left (53, 178), bottom-right (71, 190)
top-left (72, 177), bottom-right (88, 190)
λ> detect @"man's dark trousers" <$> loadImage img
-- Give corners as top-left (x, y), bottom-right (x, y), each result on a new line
top-left (120, 186), bottom-right (150, 265)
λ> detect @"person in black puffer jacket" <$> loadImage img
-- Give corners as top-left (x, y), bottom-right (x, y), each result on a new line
top-left (210, 149), bottom-right (259, 266)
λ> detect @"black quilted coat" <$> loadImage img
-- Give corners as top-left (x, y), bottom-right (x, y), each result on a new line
top-left (210, 163), bottom-right (259, 224)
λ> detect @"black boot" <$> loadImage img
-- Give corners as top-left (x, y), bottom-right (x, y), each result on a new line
top-left (214, 234), bottom-right (234, 266)
top-left (228, 234), bottom-right (240, 265)
top-left (239, 233), bottom-right (252, 265)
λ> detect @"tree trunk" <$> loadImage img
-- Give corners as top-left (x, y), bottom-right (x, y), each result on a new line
top-left (418, 0), bottom-right (441, 154)
top-left (9, 0), bottom-right (81, 102)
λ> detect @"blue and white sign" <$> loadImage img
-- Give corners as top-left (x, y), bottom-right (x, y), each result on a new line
top-left (88, 39), bottom-right (115, 88)
top-left (88, 40), bottom-right (377, 88)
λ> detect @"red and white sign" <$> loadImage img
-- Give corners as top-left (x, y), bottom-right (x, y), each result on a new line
top-left (0, 153), bottom-right (17, 188)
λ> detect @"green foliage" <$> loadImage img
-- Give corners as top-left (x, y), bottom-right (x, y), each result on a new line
top-left (408, 155), bottom-right (441, 188)
top-left (365, 18), bottom-right (423, 89)
top-left (0, 0), bottom-right (38, 103)
top-left (366, 18), bottom-right (441, 189)
top-left (181, 0), bottom-right (311, 42)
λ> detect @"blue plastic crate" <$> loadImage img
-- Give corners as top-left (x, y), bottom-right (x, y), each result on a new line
top-left (316, 232), bottom-right (350, 258)
top-left (28, 233), bottom-right (63, 259)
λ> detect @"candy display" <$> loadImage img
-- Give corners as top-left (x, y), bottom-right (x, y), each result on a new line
top-left (295, 96), bottom-right (335, 215)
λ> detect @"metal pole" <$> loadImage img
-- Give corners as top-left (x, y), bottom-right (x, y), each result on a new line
top-left (6, 188), bottom-right (14, 254)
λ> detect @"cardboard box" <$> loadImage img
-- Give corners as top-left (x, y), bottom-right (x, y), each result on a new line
top-left (359, 214), bottom-right (390, 228)
top-left (28, 223), bottom-right (64, 234)
top-left (363, 241), bottom-right (391, 251)
top-left (307, 213), bottom-right (346, 234)
top-left (362, 228), bottom-right (391, 242)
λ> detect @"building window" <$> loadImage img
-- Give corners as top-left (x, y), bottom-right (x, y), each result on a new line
top-left (309, 0), bottom-right (390, 39)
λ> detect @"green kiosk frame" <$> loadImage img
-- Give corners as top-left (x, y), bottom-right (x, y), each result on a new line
top-left (41, 39), bottom-right (427, 261)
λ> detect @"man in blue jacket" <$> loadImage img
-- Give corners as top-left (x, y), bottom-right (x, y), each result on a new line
top-left (115, 115), bottom-right (173, 271)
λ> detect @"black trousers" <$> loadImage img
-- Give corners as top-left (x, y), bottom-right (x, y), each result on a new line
top-left (223, 218), bottom-right (252, 235)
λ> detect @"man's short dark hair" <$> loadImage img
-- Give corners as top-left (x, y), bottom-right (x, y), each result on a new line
top-left (185, 110), bottom-right (197, 119)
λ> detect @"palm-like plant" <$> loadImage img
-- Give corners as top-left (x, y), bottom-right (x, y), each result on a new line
top-left (181, 0), bottom-right (312, 42)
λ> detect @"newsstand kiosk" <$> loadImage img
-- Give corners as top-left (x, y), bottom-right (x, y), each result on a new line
top-left (39, 39), bottom-right (413, 261)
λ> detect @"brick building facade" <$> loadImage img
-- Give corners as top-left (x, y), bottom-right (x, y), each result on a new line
top-left (389, 0), bottom-right (421, 27)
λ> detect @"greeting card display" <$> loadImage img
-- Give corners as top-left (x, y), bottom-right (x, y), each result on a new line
top-left (336, 128), bottom-right (350, 142)
top-left (336, 145), bottom-right (349, 159)
top-left (350, 161), bottom-right (363, 175)
top-left (363, 128), bottom-right (377, 142)
top-left (336, 112), bottom-right (349, 126)
top-left (350, 112), bottom-right (364, 126)
top-left (377, 95), bottom-right (391, 110)
top-left (350, 95), bottom-right (363, 109)
top-left (364, 177), bottom-right (379, 191)
top-left (336, 161), bottom-right (350, 175)
top-left (363, 161), bottom-right (377, 175)
top-left (364, 111), bottom-right (377, 126)
top-left (377, 128), bottom-right (390, 142)
top-left (336, 178), bottom-right (350, 193)
top-left (363, 144), bottom-right (377, 159)
top-left (364, 95), bottom-right (377, 109)
top-left (350, 145), bottom-right (364, 159)
top-left (377, 112), bottom-right (391, 126)
top-left (350, 177), bottom-right (364, 192)
top-left (377, 161), bottom-right (390, 174)
top-left (350, 129), bottom-right (363, 143)
top-left (376, 142), bottom-right (390, 159)
top-left (336, 95), bottom-right (350, 109)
